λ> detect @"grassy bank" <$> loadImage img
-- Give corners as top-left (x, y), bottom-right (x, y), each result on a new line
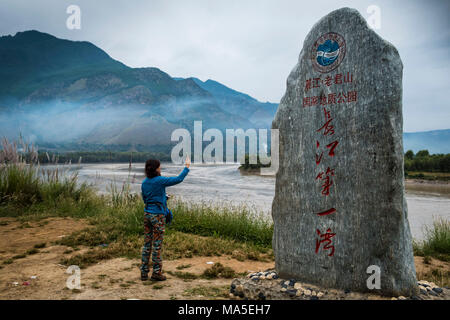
top-left (0, 138), bottom-right (273, 268)
top-left (413, 218), bottom-right (450, 262)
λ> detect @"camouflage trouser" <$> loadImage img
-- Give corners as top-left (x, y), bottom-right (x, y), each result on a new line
top-left (140, 213), bottom-right (166, 275)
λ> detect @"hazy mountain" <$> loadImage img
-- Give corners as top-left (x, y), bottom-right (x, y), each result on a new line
top-left (0, 30), bottom-right (274, 150)
top-left (403, 129), bottom-right (450, 154)
top-left (174, 77), bottom-right (278, 129)
top-left (0, 30), bottom-right (447, 155)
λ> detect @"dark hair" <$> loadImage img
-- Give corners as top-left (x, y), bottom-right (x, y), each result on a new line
top-left (145, 159), bottom-right (161, 178)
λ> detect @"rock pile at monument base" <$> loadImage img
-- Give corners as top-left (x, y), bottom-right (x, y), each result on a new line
top-left (229, 271), bottom-right (449, 300)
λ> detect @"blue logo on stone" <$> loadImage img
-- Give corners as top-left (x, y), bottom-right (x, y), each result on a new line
top-left (312, 32), bottom-right (346, 73)
top-left (316, 39), bottom-right (340, 67)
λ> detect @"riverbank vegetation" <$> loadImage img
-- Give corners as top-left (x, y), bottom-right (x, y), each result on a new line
top-left (413, 218), bottom-right (450, 262)
top-left (0, 138), bottom-right (273, 269)
top-left (405, 150), bottom-right (450, 181)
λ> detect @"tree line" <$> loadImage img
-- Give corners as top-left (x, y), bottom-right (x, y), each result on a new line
top-left (404, 150), bottom-right (450, 173)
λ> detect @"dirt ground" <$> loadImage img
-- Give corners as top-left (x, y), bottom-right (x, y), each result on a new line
top-left (0, 217), bottom-right (274, 300)
top-left (0, 217), bottom-right (448, 300)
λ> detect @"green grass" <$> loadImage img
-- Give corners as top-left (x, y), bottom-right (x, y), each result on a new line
top-left (413, 217), bottom-right (450, 261)
top-left (169, 200), bottom-right (273, 247)
top-left (0, 141), bottom-right (274, 268)
top-left (183, 285), bottom-right (229, 299)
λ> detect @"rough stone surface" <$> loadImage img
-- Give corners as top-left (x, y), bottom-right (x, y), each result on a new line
top-left (271, 7), bottom-right (417, 296)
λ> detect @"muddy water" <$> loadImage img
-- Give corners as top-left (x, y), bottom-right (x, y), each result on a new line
top-left (69, 163), bottom-right (449, 241)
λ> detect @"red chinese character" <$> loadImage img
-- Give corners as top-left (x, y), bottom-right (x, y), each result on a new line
top-left (334, 73), bottom-right (343, 84)
top-left (320, 95), bottom-right (327, 105)
top-left (326, 140), bottom-right (339, 157)
top-left (337, 92), bottom-right (347, 103)
top-left (315, 140), bottom-right (323, 165)
top-left (315, 167), bottom-right (335, 196)
top-left (305, 79), bottom-right (312, 92)
top-left (343, 72), bottom-right (353, 83)
top-left (347, 91), bottom-right (357, 103)
top-left (316, 108), bottom-right (334, 136)
top-left (313, 78), bottom-right (321, 88)
top-left (327, 93), bottom-right (336, 104)
top-left (324, 76), bottom-right (333, 86)
top-left (315, 153), bottom-right (323, 165)
top-left (311, 96), bottom-right (319, 105)
top-left (315, 228), bottom-right (336, 256)
top-left (303, 97), bottom-right (310, 107)
top-left (321, 175), bottom-right (333, 196)
top-left (316, 208), bottom-right (337, 216)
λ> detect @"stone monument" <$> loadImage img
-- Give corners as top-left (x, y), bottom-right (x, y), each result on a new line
top-left (271, 7), bottom-right (417, 296)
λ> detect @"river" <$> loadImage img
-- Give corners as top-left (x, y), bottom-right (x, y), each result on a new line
top-left (70, 162), bottom-right (449, 241)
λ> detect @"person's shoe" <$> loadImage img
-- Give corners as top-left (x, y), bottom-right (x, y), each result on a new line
top-left (150, 272), bottom-right (167, 281)
top-left (141, 271), bottom-right (149, 281)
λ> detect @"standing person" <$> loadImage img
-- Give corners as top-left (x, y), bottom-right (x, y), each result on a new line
top-left (140, 156), bottom-right (190, 281)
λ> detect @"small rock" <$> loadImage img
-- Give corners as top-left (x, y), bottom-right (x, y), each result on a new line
top-left (391, 297), bottom-right (397, 300)
top-left (287, 289), bottom-right (297, 297)
top-left (428, 290), bottom-right (437, 297)
top-left (266, 274), bottom-right (273, 280)
top-left (398, 296), bottom-right (406, 300)
top-left (426, 286), bottom-right (433, 292)
top-left (312, 290), bottom-right (317, 297)
top-left (289, 279), bottom-right (296, 287)
top-left (429, 282), bottom-right (438, 289)
top-left (272, 274), bottom-right (279, 279)
top-left (304, 289), bottom-right (312, 296)
top-left (260, 275), bottom-right (266, 280)
top-left (284, 280), bottom-right (290, 287)
top-left (317, 292), bottom-right (324, 298)
top-left (418, 286), bottom-right (427, 295)
top-left (432, 287), bottom-right (443, 294)
top-left (251, 276), bottom-right (259, 281)
top-left (280, 287), bottom-right (287, 292)
top-left (229, 293), bottom-right (235, 299)
top-left (294, 283), bottom-right (303, 290)
top-left (296, 290), bottom-right (303, 297)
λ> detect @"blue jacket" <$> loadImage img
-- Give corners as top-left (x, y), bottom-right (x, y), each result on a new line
top-left (142, 167), bottom-right (190, 214)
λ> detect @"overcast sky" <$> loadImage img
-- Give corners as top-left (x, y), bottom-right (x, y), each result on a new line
top-left (0, 0), bottom-right (449, 132)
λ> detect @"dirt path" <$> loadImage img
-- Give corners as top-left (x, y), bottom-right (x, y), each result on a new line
top-left (0, 217), bottom-right (274, 300)
top-left (0, 217), bottom-right (448, 300)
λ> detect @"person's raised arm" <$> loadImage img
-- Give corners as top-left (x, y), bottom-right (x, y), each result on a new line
top-left (159, 155), bottom-right (190, 187)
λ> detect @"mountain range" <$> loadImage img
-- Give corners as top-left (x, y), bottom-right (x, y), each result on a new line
top-left (0, 30), bottom-right (447, 154)
top-left (0, 30), bottom-right (276, 151)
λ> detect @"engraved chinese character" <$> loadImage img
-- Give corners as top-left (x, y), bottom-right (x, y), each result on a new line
top-left (317, 108), bottom-right (334, 136)
top-left (315, 228), bottom-right (336, 256)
